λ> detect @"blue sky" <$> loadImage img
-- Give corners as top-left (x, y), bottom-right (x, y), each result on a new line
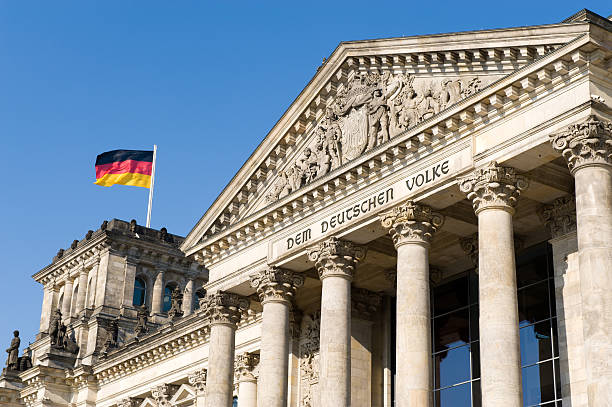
top-left (0, 1), bottom-right (609, 350)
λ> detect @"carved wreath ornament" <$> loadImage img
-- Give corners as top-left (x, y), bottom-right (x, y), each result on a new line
top-left (266, 73), bottom-right (482, 202)
top-left (550, 115), bottom-right (612, 173)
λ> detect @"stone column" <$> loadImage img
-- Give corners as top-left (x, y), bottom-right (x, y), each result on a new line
top-left (188, 369), bottom-right (207, 407)
top-left (550, 116), bottom-right (612, 406)
top-left (39, 283), bottom-right (59, 334)
top-left (307, 237), bottom-right (366, 407)
top-left (250, 266), bottom-right (304, 407)
top-left (202, 292), bottom-right (249, 407)
top-left (151, 268), bottom-right (165, 316)
top-left (74, 268), bottom-right (89, 316)
top-left (61, 277), bottom-right (74, 322)
top-left (540, 196), bottom-right (587, 406)
top-left (120, 258), bottom-right (138, 316)
top-left (458, 161), bottom-right (528, 407)
top-left (235, 352), bottom-right (259, 407)
top-left (380, 201), bottom-right (443, 406)
top-left (183, 277), bottom-right (195, 316)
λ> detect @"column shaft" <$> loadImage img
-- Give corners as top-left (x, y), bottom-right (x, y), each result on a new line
top-left (183, 279), bottom-right (195, 316)
top-left (237, 378), bottom-right (257, 407)
top-left (320, 275), bottom-right (351, 406)
top-left (478, 208), bottom-right (522, 406)
top-left (151, 269), bottom-right (165, 315)
top-left (206, 323), bottom-right (236, 407)
top-left (259, 301), bottom-right (289, 406)
top-left (574, 166), bottom-right (612, 402)
top-left (396, 242), bottom-right (431, 405)
top-left (75, 270), bottom-right (89, 316)
top-left (39, 285), bottom-right (57, 333)
top-left (61, 278), bottom-right (74, 321)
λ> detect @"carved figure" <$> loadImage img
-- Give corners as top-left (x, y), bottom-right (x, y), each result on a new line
top-left (265, 74), bottom-right (482, 203)
top-left (63, 329), bottom-right (79, 354)
top-left (135, 306), bottom-right (149, 336)
top-left (5, 331), bottom-right (20, 370)
top-left (101, 319), bottom-right (119, 354)
top-left (18, 347), bottom-right (32, 371)
top-left (168, 288), bottom-right (184, 319)
top-left (49, 310), bottom-right (63, 346)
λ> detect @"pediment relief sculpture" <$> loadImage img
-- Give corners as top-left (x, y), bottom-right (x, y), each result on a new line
top-left (265, 72), bottom-right (482, 203)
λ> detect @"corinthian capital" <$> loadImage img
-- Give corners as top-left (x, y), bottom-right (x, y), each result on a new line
top-left (187, 369), bottom-right (207, 394)
top-left (201, 292), bottom-right (249, 327)
top-left (458, 161), bottom-right (528, 214)
top-left (234, 352), bottom-right (259, 382)
top-left (539, 195), bottom-right (577, 239)
top-left (250, 267), bottom-right (304, 305)
top-left (550, 115), bottom-right (612, 173)
top-left (379, 201), bottom-right (444, 247)
top-left (307, 237), bottom-right (366, 280)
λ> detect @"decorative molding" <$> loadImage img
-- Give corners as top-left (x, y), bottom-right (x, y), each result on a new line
top-left (550, 115), bottom-right (612, 173)
top-left (460, 233), bottom-right (479, 267)
top-left (234, 352), bottom-right (259, 382)
top-left (307, 237), bottom-right (366, 280)
top-left (539, 195), bottom-right (577, 239)
top-left (380, 200), bottom-right (444, 246)
top-left (458, 161), bottom-right (529, 214)
top-left (250, 266), bottom-right (305, 305)
top-left (351, 288), bottom-right (382, 321)
top-left (201, 292), bottom-right (249, 327)
top-left (265, 74), bottom-right (482, 203)
top-left (187, 369), bottom-right (207, 394)
top-left (299, 312), bottom-right (321, 407)
top-left (151, 384), bottom-right (179, 407)
top-left (117, 397), bottom-right (144, 407)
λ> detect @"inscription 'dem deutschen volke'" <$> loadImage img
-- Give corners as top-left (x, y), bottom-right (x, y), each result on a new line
top-left (285, 159), bottom-right (450, 251)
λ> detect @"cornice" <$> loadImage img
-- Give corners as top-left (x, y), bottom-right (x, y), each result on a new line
top-left (91, 308), bottom-right (262, 386)
top-left (186, 33), bottom-right (608, 269)
top-left (181, 22), bottom-right (593, 253)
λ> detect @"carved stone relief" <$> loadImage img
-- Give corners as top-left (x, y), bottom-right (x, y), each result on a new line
top-left (299, 311), bottom-right (321, 407)
top-left (266, 73), bottom-right (482, 202)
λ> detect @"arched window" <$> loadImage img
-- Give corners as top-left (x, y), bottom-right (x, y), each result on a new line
top-left (163, 283), bottom-right (177, 312)
top-left (133, 277), bottom-right (146, 307)
top-left (194, 289), bottom-right (206, 310)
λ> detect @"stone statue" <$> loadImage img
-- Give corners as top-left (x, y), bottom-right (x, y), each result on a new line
top-left (18, 347), bottom-right (32, 371)
top-left (63, 328), bottom-right (79, 354)
top-left (168, 288), bottom-right (184, 320)
top-left (5, 331), bottom-right (20, 370)
top-left (101, 319), bottom-right (119, 354)
top-left (135, 306), bottom-right (149, 337)
top-left (49, 310), bottom-right (63, 346)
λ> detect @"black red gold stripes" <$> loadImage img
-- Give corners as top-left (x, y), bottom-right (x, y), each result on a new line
top-left (94, 149), bottom-right (154, 188)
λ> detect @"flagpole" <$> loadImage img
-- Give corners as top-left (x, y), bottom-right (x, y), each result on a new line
top-left (146, 145), bottom-right (157, 228)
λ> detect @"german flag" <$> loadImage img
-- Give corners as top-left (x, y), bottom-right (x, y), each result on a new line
top-left (95, 150), bottom-right (154, 188)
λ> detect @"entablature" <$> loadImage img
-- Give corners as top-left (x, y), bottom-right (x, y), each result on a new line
top-left (188, 33), bottom-right (610, 271)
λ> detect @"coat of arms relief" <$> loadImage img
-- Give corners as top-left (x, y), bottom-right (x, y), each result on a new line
top-left (265, 72), bottom-right (482, 203)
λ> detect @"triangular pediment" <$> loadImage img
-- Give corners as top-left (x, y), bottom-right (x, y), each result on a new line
top-left (138, 397), bottom-right (157, 407)
top-left (181, 17), bottom-right (595, 255)
top-left (168, 384), bottom-right (195, 405)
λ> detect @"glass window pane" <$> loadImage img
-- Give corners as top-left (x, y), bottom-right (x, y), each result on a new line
top-left (471, 341), bottom-right (480, 379)
top-left (468, 271), bottom-right (479, 306)
top-left (516, 243), bottom-right (549, 288)
top-left (549, 279), bottom-right (557, 317)
top-left (520, 320), bottom-right (553, 367)
top-left (133, 278), bottom-right (146, 307)
top-left (163, 285), bottom-right (174, 312)
top-left (434, 344), bottom-right (471, 389)
top-left (434, 276), bottom-right (469, 316)
top-left (554, 359), bottom-right (562, 400)
top-left (435, 382), bottom-right (471, 407)
top-left (552, 318), bottom-right (559, 357)
top-left (434, 309), bottom-right (470, 352)
top-left (518, 281), bottom-right (550, 326)
top-left (522, 361), bottom-right (556, 406)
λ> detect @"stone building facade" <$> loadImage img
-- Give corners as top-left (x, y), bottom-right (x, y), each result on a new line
top-left (2, 8), bottom-right (612, 407)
